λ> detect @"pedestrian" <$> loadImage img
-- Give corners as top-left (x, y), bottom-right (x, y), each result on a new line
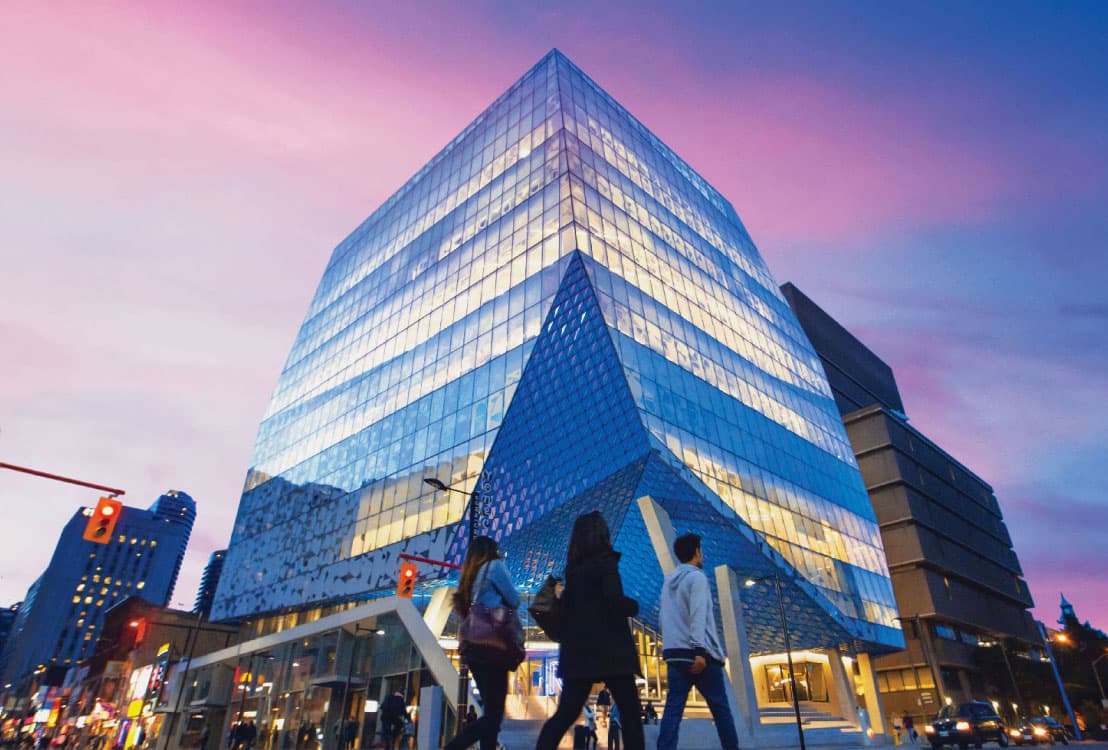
top-left (595, 688), bottom-right (612, 728)
top-left (607, 703), bottom-right (622, 750)
top-left (902, 712), bottom-right (916, 744)
top-left (892, 713), bottom-right (903, 745)
top-left (444, 536), bottom-right (521, 750)
top-left (534, 511), bottom-right (644, 750)
top-left (641, 701), bottom-right (657, 726)
top-left (657, 533), bottom-right (740, 750)
top-left (464, 706), bottom-right (478, 726)
top-left (581, 704), bottom-right (599, 750)
top-left (380, 692), bottom-right (407, 750)
top-left (400, 711), bottom-right (414, 750)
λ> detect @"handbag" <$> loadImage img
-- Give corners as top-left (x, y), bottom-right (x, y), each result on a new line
top-left (458, 562), bottom-right (526, 669)
top-left (528, 574), bottom-right (564, 642)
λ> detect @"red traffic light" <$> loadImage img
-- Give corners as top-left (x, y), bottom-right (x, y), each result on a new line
top-left (83, 497), bottom-right (123, 544)
top-left (397, 562), bottom-right (418, 598)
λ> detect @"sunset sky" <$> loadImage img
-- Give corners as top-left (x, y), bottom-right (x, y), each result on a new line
top-left (2, 1), bottom-right (1106, 628)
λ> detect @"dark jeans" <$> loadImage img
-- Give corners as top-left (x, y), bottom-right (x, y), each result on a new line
top-left (444, 662), bottom-right (508, 750)
top-left (658, 660), bottom-right (740, 750)
top-left (536, 676), bottom-right (643, 750)
top-left (608, 722), bottom-right (621, 750)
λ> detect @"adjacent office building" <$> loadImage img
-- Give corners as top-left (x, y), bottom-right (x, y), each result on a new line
top-left (193, 550), bottom-right (226, 620)
top-left (0, 603), bottom-right (20, 677)
top-left (781, 283), bottom-right (1039, 715)
top-left (210, 50), bottom-right (902, 739)
top-left (0, 492), bottom-right (196, 685)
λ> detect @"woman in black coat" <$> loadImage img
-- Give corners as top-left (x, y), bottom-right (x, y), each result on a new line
top-left (535, 511), bottom-right (644, 750)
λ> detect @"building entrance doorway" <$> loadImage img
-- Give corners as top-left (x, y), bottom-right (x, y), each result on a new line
top-left (764, 661), bottom-right (828, 703)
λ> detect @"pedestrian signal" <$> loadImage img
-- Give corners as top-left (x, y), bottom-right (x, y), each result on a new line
top-left (83, 496), bottom-right (123, 544)
top-left (397, 562), bottom-right (417, 598)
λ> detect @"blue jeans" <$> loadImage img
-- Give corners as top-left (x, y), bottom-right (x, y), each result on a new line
top-left (658, 660), bottom-right (740, 750)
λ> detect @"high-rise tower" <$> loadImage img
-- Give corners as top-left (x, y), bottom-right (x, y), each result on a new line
top-left (213, 51), bottom-right (901, 657)
top-left (0, 492), bottom-right (196, 684)
top-left (194, 549), bottom-right (226, 619)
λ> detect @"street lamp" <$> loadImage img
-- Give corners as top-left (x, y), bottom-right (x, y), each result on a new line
top-left (422, 478), bottom-right (491, 546)
top-left (744, 572), bottom-right (805, 750)
top-left (160, 608), bottom-right (205, 750)
top-left (236, 652), bottom-right (275, 723)
top-left (1037, 622), bottom-right (1081, 741)
top-left (340, 626), bottom-right (384, 750)
top-left (423, 476), bottom-right (492, 735)
top-left (992, 637), bottom-right (1024, 723)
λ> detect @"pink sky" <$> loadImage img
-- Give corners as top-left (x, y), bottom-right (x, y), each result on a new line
top-left (2, 1), bottom-right (1105, 629)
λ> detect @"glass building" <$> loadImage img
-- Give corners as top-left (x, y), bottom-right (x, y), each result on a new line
top-left (212, 50), bottom-right (902, 663)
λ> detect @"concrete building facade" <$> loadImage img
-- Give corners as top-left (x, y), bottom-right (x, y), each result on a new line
top-left (781, 282), bottom-right (1038, 721)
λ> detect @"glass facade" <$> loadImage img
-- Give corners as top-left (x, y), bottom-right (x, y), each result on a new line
top-left (213, 50), bottom-right (901, 653)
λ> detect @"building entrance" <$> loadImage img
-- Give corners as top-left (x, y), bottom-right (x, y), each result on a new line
top-left (763, 661), bottom-right (829, 703)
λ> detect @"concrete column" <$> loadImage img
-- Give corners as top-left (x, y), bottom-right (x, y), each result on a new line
top-left (715, 565), bottom-right (761, 746)
top-left (636, 496), bottom-right (678, 574)
top-left (417, 685), bottom-right (443, 750)
top-left (857, 652), bottom-right (887, 735)
top-left (422, 586), bottom-right (456, 638)
top-left (827, 647), bottom-right (860, 725)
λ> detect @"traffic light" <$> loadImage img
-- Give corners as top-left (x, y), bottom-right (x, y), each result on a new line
top-left (397, 562), bottom-right (417, 598)
top-left (83, 496), bottom-right (123, 543)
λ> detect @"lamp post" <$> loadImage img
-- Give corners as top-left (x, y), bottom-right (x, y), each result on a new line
top-left (236, 653), bottom-right (274, 723)
top-left (994, 637), bottom-right (1024, 722)
top-left (1037, 623), bottom-right (1081, 741)
top-left (745, 572), bottom-right (805, 750)
top-left (422, 477), bottom-right (491, 737)
top-left (340, 625), bottom-right (383, 750)
top-left (160, 609), bottom-right (205, 750)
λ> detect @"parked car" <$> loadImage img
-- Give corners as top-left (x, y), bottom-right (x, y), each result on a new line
top-left (925, 701), bottom-right (1009, 749)
top-left (1010, 716), bottom-right (1068, 746)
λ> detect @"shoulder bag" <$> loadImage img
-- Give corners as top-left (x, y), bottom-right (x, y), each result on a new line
top-left (528, 574), bottom-right (564, 642)
top-left (458, 562), bottom-right (526, 670)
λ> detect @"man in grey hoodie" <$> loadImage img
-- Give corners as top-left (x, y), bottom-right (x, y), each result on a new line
top-left (657, 533), bottom-right (739, 750)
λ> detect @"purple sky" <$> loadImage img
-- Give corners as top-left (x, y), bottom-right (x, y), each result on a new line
top-left (2, 1), bottom-right (1106, 628)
